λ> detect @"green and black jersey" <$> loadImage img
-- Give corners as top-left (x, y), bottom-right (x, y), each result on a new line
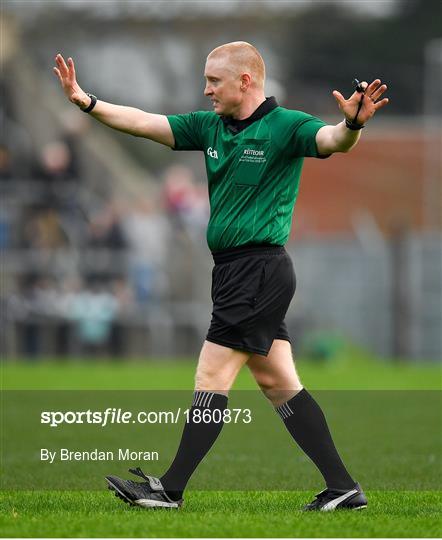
top-left (167, 97), bottom-right (327, 251)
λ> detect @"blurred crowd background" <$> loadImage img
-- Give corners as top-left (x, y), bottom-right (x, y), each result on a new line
top-left (1, 0), bottom-right (441, 361)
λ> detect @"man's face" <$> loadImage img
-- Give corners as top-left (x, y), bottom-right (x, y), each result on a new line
top-left (204, 56), bottom-right (243, 117)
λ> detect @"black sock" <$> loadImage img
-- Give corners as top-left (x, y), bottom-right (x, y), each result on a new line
top-left (160, 391), bottom-right (227, 500)
top-left (276, 389), bottom-right (355, 490)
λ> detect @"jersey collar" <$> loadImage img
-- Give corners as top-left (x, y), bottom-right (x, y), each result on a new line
top-left (221, 96), bottom-right (278, 134)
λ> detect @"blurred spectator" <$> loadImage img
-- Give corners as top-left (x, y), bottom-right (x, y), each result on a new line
top-left (163, 165), bottom-right (196, 217)
top-left (109, 277), bottom-right (135, 357)
top-left (0, 109), bottom-right (34, 179)
top-left (6, 274), bottom-right (131, 358)
top-left (111, 276), bottom-right (135, 315)
top-left (0, 146), bottom-right (15, 249)
top-left (163, 165), bottom-right (209, 236)
top-left (68, 279), bottom-right (119, 356)
top-left (32, 140), bottom-right (81, 214)
top-left (85, 200), bottom-right (128, 283)
top-left (190, 183), bottom-right (210, 234)
top-left (59, 111), bottom-right (91, 179)
top-left (9, 274), bottom-right (62, 358)
top-left (0, 144), bottom-right (14, 181)
top-left (0, 210), bottom-right (11, 250)
top-left (35, 141), bottom-right (77, 183)
top-left (0, 147), bottom-right (13, 244)
top-left (21, 207), bottom-right (69, 250)
top-left (123, 197), bottom-right (170, 303)
top-left (86, 200), bottom-right (127, 250)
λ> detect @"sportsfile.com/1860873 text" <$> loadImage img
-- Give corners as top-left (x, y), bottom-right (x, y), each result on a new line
top-left (40, 408), bottom-right (252, 427)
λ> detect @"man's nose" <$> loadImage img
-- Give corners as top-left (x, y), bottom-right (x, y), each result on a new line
top-left (204, 84), bottom-right (212, 96)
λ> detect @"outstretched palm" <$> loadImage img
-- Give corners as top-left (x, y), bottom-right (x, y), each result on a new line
top-left (333, 79), bottom-right (389, 126)
top-left (53, 54), bottom-right (88, 108)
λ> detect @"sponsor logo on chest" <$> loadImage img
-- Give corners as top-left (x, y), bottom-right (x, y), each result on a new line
top-left (243, 148), bottom-right (264, 156)
top-left (240, 147), bottom-right (266, 164)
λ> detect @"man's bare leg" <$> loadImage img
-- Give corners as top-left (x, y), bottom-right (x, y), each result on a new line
top-left (195, 340), bottom-right (251, 392)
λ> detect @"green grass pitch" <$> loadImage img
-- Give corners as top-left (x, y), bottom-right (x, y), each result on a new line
top-left (1, 490), bottom-right (441, 537)
top-left (1, 349), bottom-right (441, 537)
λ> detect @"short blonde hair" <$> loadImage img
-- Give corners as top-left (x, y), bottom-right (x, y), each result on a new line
top-left (207, 41), bottom-right (266, 89)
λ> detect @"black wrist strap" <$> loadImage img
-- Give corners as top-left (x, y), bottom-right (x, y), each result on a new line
top-left (82, 93), bottom-right (97, 113)
top-left (345, 118), bottom-right (365, 130)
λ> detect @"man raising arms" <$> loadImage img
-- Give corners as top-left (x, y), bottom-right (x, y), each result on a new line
top-left (54, 41), bottom-right (388, 511)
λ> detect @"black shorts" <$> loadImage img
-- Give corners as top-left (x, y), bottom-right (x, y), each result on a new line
top-left (206, 244), bottom-right (296, 356)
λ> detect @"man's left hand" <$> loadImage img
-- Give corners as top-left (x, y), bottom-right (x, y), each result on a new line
top-left (332, 79), bottom-right (389, 126)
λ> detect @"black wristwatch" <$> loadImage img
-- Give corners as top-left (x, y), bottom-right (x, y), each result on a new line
top-left (81, 93), bottom-right (97, 113)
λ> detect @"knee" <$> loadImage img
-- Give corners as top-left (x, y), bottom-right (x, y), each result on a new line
top-left (255, 371), bottom-right (278, 395)
top-left (195, 363), bottom-right (232, 393)
top-left (263, 387), bottom-right (302, 407)
top-left (255, 373), bottom-right (303, 407)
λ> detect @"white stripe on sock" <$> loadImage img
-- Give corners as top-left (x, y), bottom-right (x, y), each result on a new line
top-left (193, 391), bottom-right (203, 407)
top-left (198, 392), bottom-right (207, 407)
top-left (193, 391), bottom-right (225, 408)
top-left (207, 392), bottom-right (215, 407)
top-left (203, 392), bottom-right (211, 407)
top-left (277, 401), bottom-right (294, 419)
top-left (194, 391), bottom-right (219, 408)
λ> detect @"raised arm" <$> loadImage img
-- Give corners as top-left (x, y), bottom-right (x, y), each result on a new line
top-left (316, 79), bottom-right (389, 155)
top-left (53, 54), bottom-right (175, 148)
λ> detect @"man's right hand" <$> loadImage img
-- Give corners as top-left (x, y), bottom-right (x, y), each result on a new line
top-left (53, 53), bottom-right (90, 110)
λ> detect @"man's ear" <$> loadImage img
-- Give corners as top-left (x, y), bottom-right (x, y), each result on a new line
top-left (240, 73), bottom-right (252, 91)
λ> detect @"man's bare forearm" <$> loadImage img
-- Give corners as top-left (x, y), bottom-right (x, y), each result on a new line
top-left (80, 97), bottom-right (174, 147)
top-left (329, 121), bottom-right (361, 152)
top-left (88, 100), bottom-right (151, 136)
top-left (316, 121), bottom-right (361, 155)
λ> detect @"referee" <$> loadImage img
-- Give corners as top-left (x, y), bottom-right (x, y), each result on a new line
top-left (54, 41), bottom-right (388, 511)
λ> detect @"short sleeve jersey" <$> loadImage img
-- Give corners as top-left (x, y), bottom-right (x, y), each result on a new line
top-left (167, 103), bottom-right (326, 251)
